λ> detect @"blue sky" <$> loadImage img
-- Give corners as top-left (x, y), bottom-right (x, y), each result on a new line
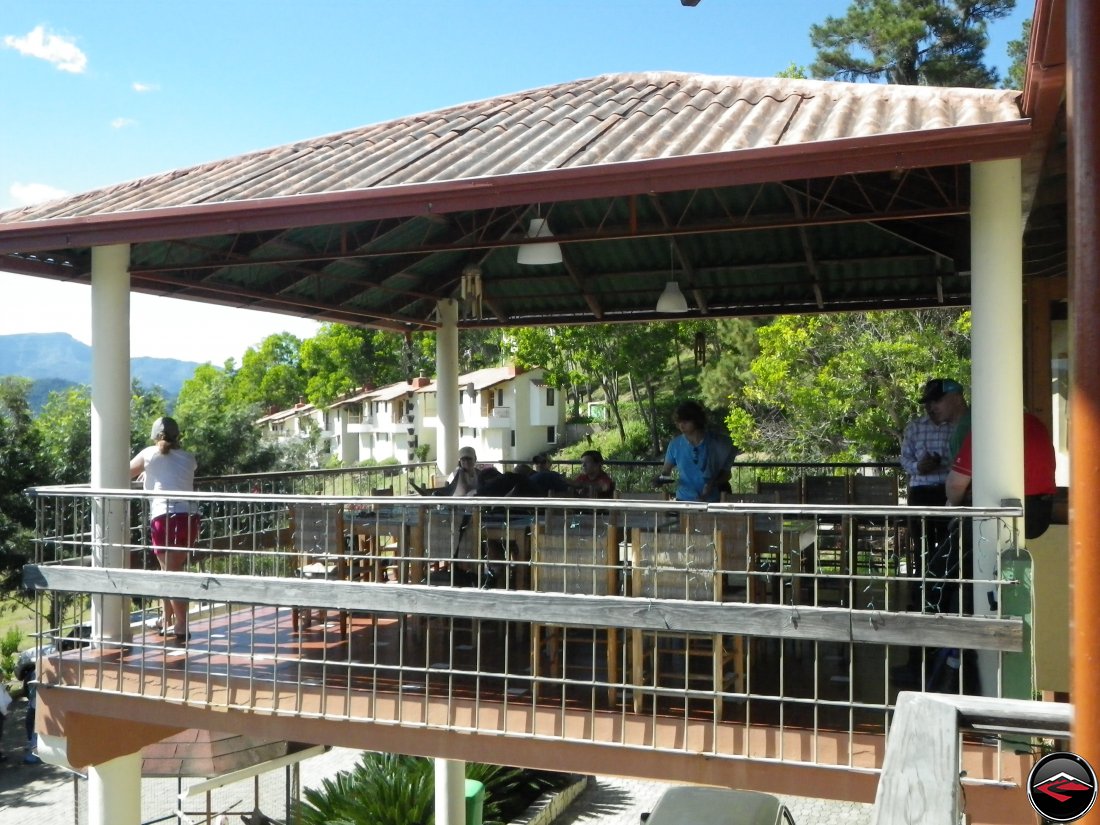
top-left (0, 0), bottom-right (1033, 364)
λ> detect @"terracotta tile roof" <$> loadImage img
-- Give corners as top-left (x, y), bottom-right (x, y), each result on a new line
top-left (0, 73), bottom-right (1021, 225)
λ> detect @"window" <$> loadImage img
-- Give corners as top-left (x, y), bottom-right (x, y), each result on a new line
top-left (510, 430), bottom-right (516, 447)
top-left (546, 387), bottom-right (555, 407)
top-left (546, 425), bottom-right (556, 444)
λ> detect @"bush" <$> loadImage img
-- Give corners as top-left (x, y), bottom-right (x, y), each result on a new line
top-left (1, 627), bottom-right (22, 682)
top-left (293, 752), bottom-right (572, 825)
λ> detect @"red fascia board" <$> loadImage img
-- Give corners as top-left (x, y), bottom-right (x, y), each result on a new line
top-left (0, 120), bottom-right (1032, 257)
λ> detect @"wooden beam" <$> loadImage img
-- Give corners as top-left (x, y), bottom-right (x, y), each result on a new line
top-left (24, 564), bottom-right (1024, 651)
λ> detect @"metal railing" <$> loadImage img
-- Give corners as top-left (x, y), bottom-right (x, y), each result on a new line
top-left (197, 460), bottom-right (902, 501)
top-left (26, 485), bottom-right (1026, 788)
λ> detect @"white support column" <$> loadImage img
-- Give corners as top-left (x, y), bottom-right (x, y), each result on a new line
top-left (90, 244), bottom-right (132, 644)
top-left (436, 298), bottom-right (460, 475)
top-left (969, 159), bottom-right (1025, 693)
top-left (89, 751), bottom-right (142, 825)
top-left (434, 757), bottom-right (466, 825)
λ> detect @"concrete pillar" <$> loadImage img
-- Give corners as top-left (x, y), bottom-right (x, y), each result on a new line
top-left (88, 751), bottom-right (142, 825)
top-left (434, 757), bottom-right (466, 825)
top-left (969, 159), bottom-right (1025, 694)
top-left (436, 298), bottom-right (460, 475)
top-left (90, 244), bottom-right (132, 644)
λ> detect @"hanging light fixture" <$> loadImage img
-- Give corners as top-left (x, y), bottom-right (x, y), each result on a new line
top-left (656, 240), bottom-right (689, 313)
top-left (517, 208), bottom-right (562, 265)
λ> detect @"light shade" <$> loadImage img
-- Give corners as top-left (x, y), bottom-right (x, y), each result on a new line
top-left (517, 218), bottom-right (563, 265)
top-left (656, 280), bottom-right (689, 313)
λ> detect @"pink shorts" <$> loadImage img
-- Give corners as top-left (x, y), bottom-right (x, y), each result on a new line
top-left (150, 513), bottom-right (201, 555)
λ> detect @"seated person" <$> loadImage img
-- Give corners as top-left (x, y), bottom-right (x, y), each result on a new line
top-left (476, 464), bottom-right (544, 498)
top-left (528, 453), bottom-right (572, 496)
top-left (572, 449), bottom-right (616, 498)
top-left (411, 445), bottom-right (480, 496)
top-left (945, 411), bottom-right (1057, 540)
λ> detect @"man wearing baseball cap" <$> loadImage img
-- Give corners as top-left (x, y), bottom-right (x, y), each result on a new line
top-left (920, 378), bottom-right (970, 462)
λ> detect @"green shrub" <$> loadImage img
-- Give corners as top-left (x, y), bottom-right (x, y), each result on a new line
top-left (293, 752), bottom-right (571, 825)
top-left (1, 627), bottom-right (22, 682)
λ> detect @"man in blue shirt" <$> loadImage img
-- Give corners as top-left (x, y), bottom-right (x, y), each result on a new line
top-left (654, 401), bottom-right (736, 502)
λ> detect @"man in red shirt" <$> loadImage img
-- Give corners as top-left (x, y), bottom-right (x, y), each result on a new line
top-left (945, 411), bottom-right (1057, 539)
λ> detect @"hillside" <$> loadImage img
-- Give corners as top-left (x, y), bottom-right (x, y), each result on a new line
top-left (0, 332), bottom-right (200, 400)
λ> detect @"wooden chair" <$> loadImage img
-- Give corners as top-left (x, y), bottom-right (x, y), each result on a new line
top-left (719, 492), bottom-right (781, 604)
top-left (289, 503), bottom-right (349, 638)
top-left (531, 517), bottom-right (622, 704)
top-left (629, 523), bottom-right (740, 719)
top-left (801, 475), bottom-right (852, 607)
top-left (850, 475), bottom-right (901, 580)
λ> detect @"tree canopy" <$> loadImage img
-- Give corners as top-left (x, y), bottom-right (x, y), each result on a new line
top-left (0, 379), bottom-right (45, 590)
top-left (726, 309), bottom-right (971, 461)
top-left (810, 0), bottom-right (1017, 87)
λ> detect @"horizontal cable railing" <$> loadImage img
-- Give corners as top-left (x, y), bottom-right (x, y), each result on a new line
top-left (197, 461), bottom-right (903, 500)
top-left (26, 486), bottom-right (1023, 783)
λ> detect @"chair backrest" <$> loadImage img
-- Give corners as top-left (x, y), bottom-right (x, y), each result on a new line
top-left (756, 480), bottom-right (801, 503)
top-left (851, 475), bottom-right (899, 506)
top-left (802, 475), bottom-right (850, 505)
top-left (290, 503), bottom-right (343, 554)
top-left (290, 504), bottom-right (345, 578)
top-left (422, 508), bottom-right (464, 560)
top-left (631, 527), bottom-right (720, 602)
top-left (532, 521), bottom-right (616, 596)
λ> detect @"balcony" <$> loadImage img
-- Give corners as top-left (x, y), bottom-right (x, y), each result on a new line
top-left (24, 479), bottom-right (1036, 819)
top-left (486, 406), bottom-right (512, 428)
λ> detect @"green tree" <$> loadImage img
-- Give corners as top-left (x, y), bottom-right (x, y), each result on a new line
top-left (0, 378), bottom-right (46, 591)
top-left (230, 332), bottom-right (308, 411)
top-left (299, 325), bottom-right (433, 406)
top-left (810, 0), bottom-right (1016, 87)
top-left (173, 364), bottom-right (278, 476)
top-left (38, 381), bottom-right (168, 484)
top-left (698, 318), bottom-right (764, 420)
top-left (38, 385), bottom-right (91, 485)
top-left (513, 322), bottom-right (683, 451)
top-left (1004, 17), bottom-right (1032, 90)
top-left (726, 309), bottom-right (970, 461)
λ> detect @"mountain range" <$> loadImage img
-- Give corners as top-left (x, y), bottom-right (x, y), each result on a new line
top-left (0, 332), bottom-right (201, 408)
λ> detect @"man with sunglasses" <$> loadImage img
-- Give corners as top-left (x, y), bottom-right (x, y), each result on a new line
top-left (653, 400), bottom-right (735, 502)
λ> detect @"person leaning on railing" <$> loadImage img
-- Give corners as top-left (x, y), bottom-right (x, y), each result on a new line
top-left (130, 416), bottom-right (199, 645)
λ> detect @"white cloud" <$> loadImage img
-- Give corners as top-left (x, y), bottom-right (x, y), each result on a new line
top-left (132, 81), bottom-right (159, 93)
top-left (9, 181), bottom-right (70, 206)
top-left (111, 117), bottom-right (137, 129)
top-left (3, 25), bottom-right (87, 74)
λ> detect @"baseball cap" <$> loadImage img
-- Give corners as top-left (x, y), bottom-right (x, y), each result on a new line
top-left (150, 416), bottom-right (180, 442)
top-left (919, 378), bottom-right (963, 403)
top-left (458, 446), bottom-right (477, 460)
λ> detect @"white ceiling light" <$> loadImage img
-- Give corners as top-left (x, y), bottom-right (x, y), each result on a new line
top-left (517, 217), bottom-right (562, 265)
top-left (656, 280), bottom-right (689, 313)
top-left (656, 239), bottom-right (689, 313)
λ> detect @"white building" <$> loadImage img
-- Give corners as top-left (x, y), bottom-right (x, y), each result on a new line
top-left (417, 365), bottom-right (564, 467)
top-left (256, 366), bottom-right (562, 468)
